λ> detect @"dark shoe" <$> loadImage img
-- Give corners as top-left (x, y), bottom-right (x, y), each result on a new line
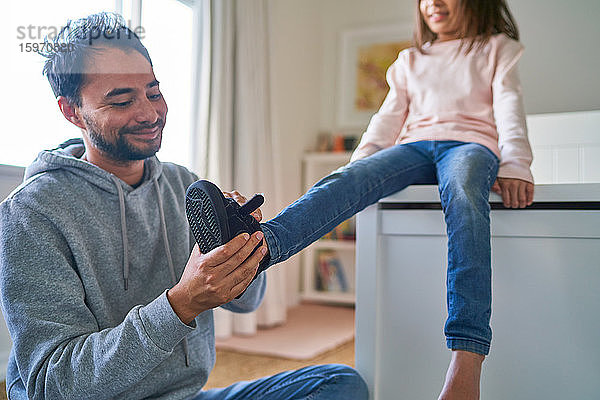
top-left (186, 180), bottom-right (270, 287)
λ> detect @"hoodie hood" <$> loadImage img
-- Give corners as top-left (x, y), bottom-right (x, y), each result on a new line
top-left (25, 138), bottom-right (163, 195)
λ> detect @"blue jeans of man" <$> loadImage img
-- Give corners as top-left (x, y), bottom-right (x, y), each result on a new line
top-left (195, 364), bottom-right (368, 399)
top-left (262, 140), bottom-right (499, 355)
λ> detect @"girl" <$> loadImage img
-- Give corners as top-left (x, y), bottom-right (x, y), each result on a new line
top-left (192, 0), bottom-right (533, 398)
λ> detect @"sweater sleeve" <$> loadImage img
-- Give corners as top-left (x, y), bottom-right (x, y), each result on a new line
top-left (0, 199), bottom-right (194, 400)
top-left (221, 272), bottom-right (266, 313)
top-left (351, 52), bottom-right (410, 162)
top-left (492, 39), bottom-right (534, 183)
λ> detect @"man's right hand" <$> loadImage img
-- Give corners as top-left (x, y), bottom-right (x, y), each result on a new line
top-left (167, 232), bottom-right (267, 325)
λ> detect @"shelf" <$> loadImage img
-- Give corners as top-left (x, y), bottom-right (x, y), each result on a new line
top-left (313, 240), bottom-right (355, 250)
top-left (301, 151), bottom-right (356, 306)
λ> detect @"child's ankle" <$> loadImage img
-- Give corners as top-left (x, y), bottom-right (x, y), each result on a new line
top-left (451, 349), bottom-right (485, 365)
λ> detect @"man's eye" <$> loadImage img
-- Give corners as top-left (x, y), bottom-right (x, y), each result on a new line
top-left (112, 101), bottom-right (132, 107)
top-left (148, 93), bottom-right (162, 100)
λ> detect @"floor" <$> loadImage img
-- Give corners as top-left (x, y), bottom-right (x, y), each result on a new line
top-left (205, 339), bottom-right (355, 389)
top-left (215, 303), bottom-right (355, 360)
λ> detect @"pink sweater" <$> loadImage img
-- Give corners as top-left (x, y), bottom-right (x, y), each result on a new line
top-left (351, 34), bottom-right (534, 183)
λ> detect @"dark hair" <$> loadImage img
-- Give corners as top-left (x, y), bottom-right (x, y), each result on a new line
top-left (39, 12), bottom-right (153, 106)
top-left (414, 0), bottom-right (520, 54)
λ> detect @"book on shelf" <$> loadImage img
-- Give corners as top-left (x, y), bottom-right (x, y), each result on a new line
top-left (321, 218), bottom-right (355, 241)
top-left (315, 251), bottom-right (349, 292)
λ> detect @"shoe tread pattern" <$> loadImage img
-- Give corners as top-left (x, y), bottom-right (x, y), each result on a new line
top-left (186, 187), bottom-right (223, 254)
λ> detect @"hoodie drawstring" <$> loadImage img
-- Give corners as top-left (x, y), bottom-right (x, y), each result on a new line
top-left (153, 179), bottom-right (191, 368)
top-left (110, 176), bottom-right (130, 291)
top-left (109, 175), bottom-right (190, 367)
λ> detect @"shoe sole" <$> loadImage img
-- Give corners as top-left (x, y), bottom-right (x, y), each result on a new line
top-left (186, 180), bottom-right (230, 254)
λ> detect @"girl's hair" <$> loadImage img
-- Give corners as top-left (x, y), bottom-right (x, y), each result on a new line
top-left (414, 0), bottom-right (520, 54)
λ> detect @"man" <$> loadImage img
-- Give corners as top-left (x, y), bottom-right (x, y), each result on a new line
top-left (0, 12), bottom-right (367, 399)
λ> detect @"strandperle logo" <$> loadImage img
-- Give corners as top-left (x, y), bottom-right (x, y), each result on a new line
top-left (16, 20), bottom-right (146, 44)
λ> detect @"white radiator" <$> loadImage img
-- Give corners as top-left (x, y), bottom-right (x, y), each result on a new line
top-left (527, 110), bottom-right (600, 183)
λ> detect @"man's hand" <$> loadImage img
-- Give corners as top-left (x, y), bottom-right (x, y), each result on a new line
top-left (167, 232), bottom-right (267, 325)
top-left (491, 178), bottom-right (534, 208)
top-left (223, 190), bottom-right (263, 222)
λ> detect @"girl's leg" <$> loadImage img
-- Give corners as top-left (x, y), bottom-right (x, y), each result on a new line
top-left (435, 141), bottom-right (499, 355)
top-left (434, 142), bottom-right (499, 400)
top-left (262, 143), bottom-right (437, 265)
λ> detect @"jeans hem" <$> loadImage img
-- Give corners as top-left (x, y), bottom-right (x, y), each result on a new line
top-left (260, 224), bottom-right (280, 267)
top-left (447, 338), bottom-right (490, 356)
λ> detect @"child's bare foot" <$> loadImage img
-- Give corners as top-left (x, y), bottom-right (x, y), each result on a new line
top-left (438, 350), bottom-right (484, 400)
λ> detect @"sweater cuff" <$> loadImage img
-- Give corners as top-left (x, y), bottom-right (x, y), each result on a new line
top-left (138, 290), bottom-right (196, 352)
top-left (222, 272), bottom-right (266, 313)
top-left (497, 162), bottom-right (534, 183)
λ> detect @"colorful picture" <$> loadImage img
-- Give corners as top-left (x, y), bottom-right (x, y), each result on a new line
top-left (337, 24), bottom-right (413, 129)
top-left (355, 40), bottom-right (411, 111)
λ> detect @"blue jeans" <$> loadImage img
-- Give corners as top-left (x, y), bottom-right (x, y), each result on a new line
top-left (262, 141), bottom-right (499, 355)
top-left (194, 364), bottom-right (368, 399)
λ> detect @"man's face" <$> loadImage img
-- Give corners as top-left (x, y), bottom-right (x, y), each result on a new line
top-left (77, 46), bottom-right (167, 162)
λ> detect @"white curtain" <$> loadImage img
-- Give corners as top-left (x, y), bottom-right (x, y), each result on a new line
top-left (190, 0), bottom-right (287, 337)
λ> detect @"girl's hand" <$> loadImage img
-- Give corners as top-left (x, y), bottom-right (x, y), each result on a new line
top-left (492, 178), bottom-right (534, 208)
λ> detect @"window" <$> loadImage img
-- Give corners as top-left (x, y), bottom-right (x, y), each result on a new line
top-left (4, 0), bottom-right (117, 167)
top-left (3, 0), bottom-right (194, 170)
top-left (139, 0), bottom-right (194, 169)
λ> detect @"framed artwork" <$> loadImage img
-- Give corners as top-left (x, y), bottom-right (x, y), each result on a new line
top-left (337, 24), bottom-right (412, 130)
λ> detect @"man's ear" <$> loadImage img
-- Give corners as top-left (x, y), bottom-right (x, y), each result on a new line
top-left (57, 96), bottom-right (86, 130)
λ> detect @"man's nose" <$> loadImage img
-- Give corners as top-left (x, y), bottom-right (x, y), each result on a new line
top-left (134, 97), bottom-right (160, 124)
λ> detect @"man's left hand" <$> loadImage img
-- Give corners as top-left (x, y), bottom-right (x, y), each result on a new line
top-left (491, 178), bottom-right (534, 208)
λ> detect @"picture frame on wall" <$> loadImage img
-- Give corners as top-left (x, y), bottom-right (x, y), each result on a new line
top-left (336, 24), bottom-right (413, 130)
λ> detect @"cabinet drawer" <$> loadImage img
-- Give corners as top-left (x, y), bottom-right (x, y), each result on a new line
top-left (380, 209), bottom-right (600, 238)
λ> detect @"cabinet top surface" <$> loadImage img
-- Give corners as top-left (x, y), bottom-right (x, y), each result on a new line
top-left (380, 183), bottom-right (600, 203)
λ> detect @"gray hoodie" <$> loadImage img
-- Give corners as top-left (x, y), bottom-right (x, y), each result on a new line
top-left (0, 139), bottom-right (266, 399)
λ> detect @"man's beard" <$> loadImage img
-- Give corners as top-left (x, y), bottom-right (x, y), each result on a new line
top-left (83, 115), bottom-right (164, 162)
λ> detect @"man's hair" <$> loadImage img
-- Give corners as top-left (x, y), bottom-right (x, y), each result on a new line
top-left (39, 12), bottom-right (153, 106)
top-left (414, 0), bottom-right (520, 54)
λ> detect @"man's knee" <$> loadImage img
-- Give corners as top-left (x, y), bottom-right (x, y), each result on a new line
top-left (323, 364), bottom-right (369, 399)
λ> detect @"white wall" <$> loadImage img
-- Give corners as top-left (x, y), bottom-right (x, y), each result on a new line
top-left (511, 0), bottom-right (600, 114)
top-left (268, 0), bottom-right (321, 206)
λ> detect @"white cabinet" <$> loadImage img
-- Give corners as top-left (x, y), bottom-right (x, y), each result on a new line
top-left (300, 152), bottom-right (356, 305)
top-left (355, 184), bottom-right (600, 400)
